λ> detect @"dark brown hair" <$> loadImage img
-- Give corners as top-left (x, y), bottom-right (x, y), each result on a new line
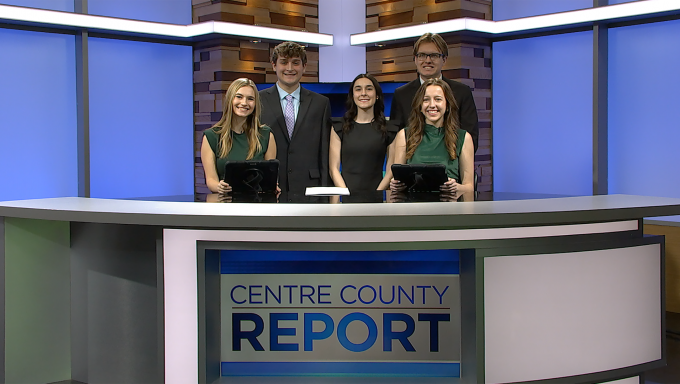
top-left (405, 78), bottom-right (460, 160)
top-left (271, 41), bottom-right (307, 65)
top-left (342, 74), bottom-right (386, 135)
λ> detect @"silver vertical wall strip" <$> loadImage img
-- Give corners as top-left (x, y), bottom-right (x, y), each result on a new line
top-left (593, 0), bottom-right (609, 195)
top-left (75, 0), bottom-right (90, 197)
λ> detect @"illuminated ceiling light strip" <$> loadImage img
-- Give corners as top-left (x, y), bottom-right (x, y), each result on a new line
top-left (0, 4), bottom-right (191, 36)
top-left (350, 19), bottom-right (468, 46)
top-left (493, 0), bottom-right (680, 34)
top-left (210, 22), bottom-right (333, 45)
top-left (0, 4), bottom-right (333, 45)
top-left (350, 0), bottom-right (680, 45)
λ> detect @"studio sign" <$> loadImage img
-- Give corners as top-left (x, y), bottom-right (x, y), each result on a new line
top-left (221, 274), bottom-right (461, 362)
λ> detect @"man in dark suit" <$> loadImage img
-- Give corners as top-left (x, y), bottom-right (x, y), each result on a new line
top-left (389, 33), bottom-right (479, 152)
top-left (259, 41), bottom-right (332, 194)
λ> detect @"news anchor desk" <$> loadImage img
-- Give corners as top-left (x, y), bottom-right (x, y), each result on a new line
top-left (1, 194), bottom-right (679, 384)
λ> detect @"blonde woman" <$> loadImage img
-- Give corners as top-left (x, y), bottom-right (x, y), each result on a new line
top-left (201, 78), bottom-right (276, 195)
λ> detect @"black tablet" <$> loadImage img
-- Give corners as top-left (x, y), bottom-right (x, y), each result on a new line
top-left (391, 164), bottom-right (447, 192)
top-left (223, 160), bottom-right (279, 194)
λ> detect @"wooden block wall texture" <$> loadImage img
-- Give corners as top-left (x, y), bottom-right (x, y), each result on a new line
top-left (645, 224), bottom-right (680, 314)
top-left (367, 0), bottom-right (493, 193)
top-left (193, 0), bottom-right (319, 32)
top-left (367, 0), bottom-right (492, 32)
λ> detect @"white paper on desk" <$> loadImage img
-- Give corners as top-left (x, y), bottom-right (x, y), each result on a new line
top-left (305, 187), bottom-right (350, 196)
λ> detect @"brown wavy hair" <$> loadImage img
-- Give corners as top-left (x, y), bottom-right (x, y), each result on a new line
top-left (271, 41), bottom-right (307, 65)
top-left (210, 78), bottom-right (264, 160)
top-left (405, 78), bottom-right (460, 160)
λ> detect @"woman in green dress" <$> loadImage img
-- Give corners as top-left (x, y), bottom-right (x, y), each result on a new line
top-left (201, 78), bottom-right (276, 195)
top-left (390, 78), bottom-right (474, 196)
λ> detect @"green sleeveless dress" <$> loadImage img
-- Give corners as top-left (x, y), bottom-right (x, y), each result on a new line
top-left (204, 126), bottom-right (271, 180)
top-left (406, 124), bottom-right (466, 182)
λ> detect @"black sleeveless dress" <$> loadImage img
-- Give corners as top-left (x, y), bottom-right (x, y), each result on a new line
top-left (334, 121), bottom-right (398, 191)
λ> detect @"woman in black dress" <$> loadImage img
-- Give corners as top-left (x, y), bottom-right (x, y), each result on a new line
top-left (330, 74), bottom-right (398, 191)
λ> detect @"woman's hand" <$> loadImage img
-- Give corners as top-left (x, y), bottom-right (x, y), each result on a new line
top-left (388, 192), bottom-right (407, 203)
top-left (440, 178), bottom-right (459, 194)
top-left (439, 191), bottom-right (459, 202)
top-left (217, 180), bottom-right (232, 195)
top-left (390, 178), bottom-right (406, 192)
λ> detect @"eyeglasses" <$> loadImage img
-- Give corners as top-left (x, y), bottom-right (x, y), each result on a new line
top-left (416, 52), bottom-right (444, 61)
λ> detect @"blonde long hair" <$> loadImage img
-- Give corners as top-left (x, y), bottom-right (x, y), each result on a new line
top-left (210, 78), bottom-right (263, 159)
top-left (405, 78), bottom-right (460, 160)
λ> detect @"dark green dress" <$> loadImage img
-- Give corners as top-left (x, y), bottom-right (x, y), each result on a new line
top-left (406, 125), bottom-right (466, 182)
top-left (203, 126), bottom-right (271, 180)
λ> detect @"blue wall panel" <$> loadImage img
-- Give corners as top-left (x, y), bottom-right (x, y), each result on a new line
top-left (88, 38), bottom-right (193, 199)
top-left (493, 0), bottom-right (592, 21)
top-left (609, 19), bottom-right (680, 222)
top-left (88, 0), bottom-right (191, 24)
top-left (0, 0), bottom-right (73, 12)
top-left (493, 31), bottom-right (593, 196)
top-left (0, 29), bottom-right (77, 201)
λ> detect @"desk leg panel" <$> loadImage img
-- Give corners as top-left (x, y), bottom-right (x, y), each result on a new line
top-left (70, 222), bottom-right (162, 384)
top-left (3, 217), bottom-right (71, 384)
top-left (477, 236), bottom-right (665, 384)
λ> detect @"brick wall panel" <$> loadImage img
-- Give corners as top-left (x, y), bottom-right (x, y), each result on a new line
top-left (193, 0), bottom-right (317, 31)
top-left (248, 0), bottom-right (271, 8)
top-left (270, 12), bottom-right (307, 28)
top-left (198, 12), bottom-right (255, 24)
top-left (368, 0), bottom-right (433, 17)
top-left (367, 46), bottom-right (413, 60)
top-left (470, 67), bottom-right (492, 80)
top-left (195, 113), bottom-right (211, 123)
top-left (368, 0), bottom-right (490, 31)
top-left (194, 93), bottom-right (216, 102)
top-left (197, 99), bottom-right (215, 113)
top-left (379, 10), bottom-right (414, 28)
top-left (239, 48), bottom-right (271, 62)
top-left (305, 17), bottom-right (319, 33)
top-left (268, 1), bottom-right (317, 16)
top-left (193, 70), bottom-right (215, 83)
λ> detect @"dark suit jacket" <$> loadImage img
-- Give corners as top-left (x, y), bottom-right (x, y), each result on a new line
top-left (259, 85), bottom-right (332, 193)
top-left (389, 76), bottom-right (479, 152)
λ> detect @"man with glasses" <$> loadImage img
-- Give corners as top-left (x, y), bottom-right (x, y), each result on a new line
top-left (389, 32), bottom-right (479, 152)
